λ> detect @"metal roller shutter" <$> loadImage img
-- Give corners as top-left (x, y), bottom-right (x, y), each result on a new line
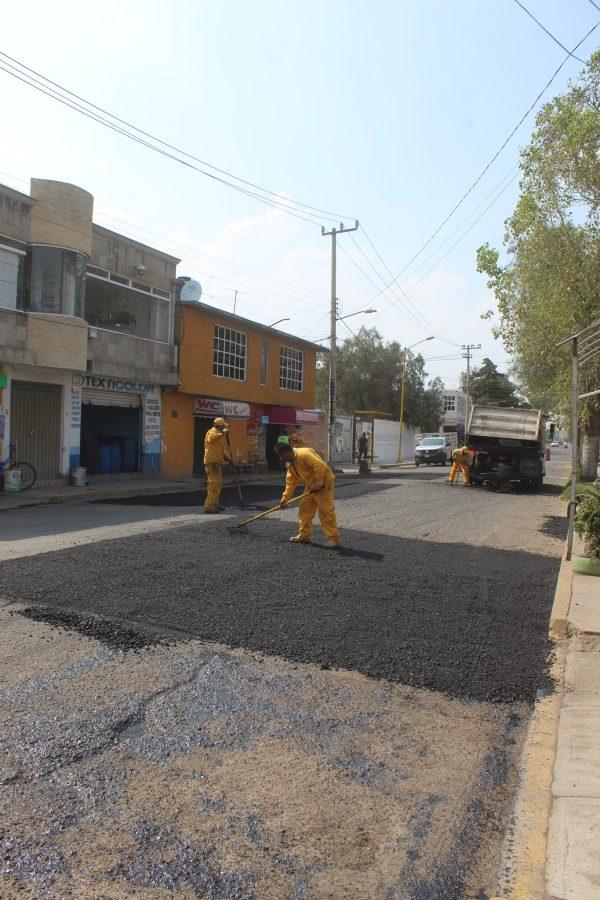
top-left (10, 380), bottom-right (61, 479)
top-left (81, 389), bottom-right (141, 408)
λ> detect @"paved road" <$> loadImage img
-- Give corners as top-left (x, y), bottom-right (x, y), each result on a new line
top-left (0, 452), bottom-right (570, 898)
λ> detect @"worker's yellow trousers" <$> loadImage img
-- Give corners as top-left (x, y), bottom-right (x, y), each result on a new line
top-left (448, 461), bottom-right (470, 484)
top-left (297, 480), bottom-right (339, 542)
top-left (204, 463), bottom-right (223, 510)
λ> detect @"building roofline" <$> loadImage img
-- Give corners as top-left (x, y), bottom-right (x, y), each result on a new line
top-left (0, 182), bottom-right (37, 205)
top-left (180, 300), bottom-right (329, 353)
top-left (92, 223), bottom-right (181, 264)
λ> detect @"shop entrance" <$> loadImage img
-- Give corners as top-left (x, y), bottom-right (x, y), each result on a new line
top-left (266, 423), bottom-right (284, 471)
top-left (10, 380), bottom-right (61, 480)
top-left (81, 390), bottom-right (141, 474)
top-left (193, 417), bottom-right (212, 476)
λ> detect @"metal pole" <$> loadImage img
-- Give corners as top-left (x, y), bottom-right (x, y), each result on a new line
top-left (328, 229), bottom-right (337, 466)
top-left (321, 220), bottom-right (359, 465)
top-left (567, 337), bottom-right (579, 560)
top-left (397, 348), bottom-right (407, 463)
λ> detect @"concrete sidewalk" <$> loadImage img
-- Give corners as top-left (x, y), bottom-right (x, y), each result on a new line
top-left (546, 540), bottom-right (600, 899)
top-left (495, 535), bottom-right (600, 898)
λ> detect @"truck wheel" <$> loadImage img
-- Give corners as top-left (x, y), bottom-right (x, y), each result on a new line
top-left (415, 462), bottom-right (420, 467)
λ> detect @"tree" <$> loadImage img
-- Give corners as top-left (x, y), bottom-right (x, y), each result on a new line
top-left (315, 327), bottom-right (443, 430)
top-left (476, 52), bottom-right (600, 477)
top-left (459, 358), bottom-right (525, 407)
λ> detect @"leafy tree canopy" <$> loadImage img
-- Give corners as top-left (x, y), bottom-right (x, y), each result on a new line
top-left (476, 51), bottom-right (600, 474)
top-left (316, 327), bottom-right (443, 431)
top-left (460, 357), bottom-right (526, 407)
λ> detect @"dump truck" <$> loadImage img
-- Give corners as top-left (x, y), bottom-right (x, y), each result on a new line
top-left (466, 406), bottom-right (545, 491)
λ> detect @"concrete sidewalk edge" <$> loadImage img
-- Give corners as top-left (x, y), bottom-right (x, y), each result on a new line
top-left (493, 547), bottom-right (573, 897)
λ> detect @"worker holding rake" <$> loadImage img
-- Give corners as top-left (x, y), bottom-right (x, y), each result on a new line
top-left (276, 440), bottom-right (340, 548)
top-left (203, 417), bottom-right (232, 513)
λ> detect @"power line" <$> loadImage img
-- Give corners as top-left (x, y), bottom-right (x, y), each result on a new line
top-left (0, 50), bottom-right (354, 224)
top-left (512, 0), bottom-right (586, 62)
top-left (357, 20), bottom-right (598, 304)
top-left (352, 230), bottom-right (459, 345)
top-left (0, 60), bottom-right (330, 228)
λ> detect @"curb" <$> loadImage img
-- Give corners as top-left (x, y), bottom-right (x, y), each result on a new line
top-left (494, 544), bottom-right (574, 896)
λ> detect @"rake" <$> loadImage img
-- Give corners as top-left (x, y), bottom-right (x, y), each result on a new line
top-left (227, 490), bottom-right (312, 533)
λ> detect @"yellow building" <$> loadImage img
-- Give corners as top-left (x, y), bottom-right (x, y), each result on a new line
top-left (161, 301), bottom-right (327, 477)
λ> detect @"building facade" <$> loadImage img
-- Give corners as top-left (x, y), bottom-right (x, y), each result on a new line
top-left (0, 178), bottom-right (178, 482)
top-left (161, 302), bottom-right (326, 476)
top-left (441, 389), bottom-right (467, 436)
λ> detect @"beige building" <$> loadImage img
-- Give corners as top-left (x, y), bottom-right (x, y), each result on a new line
top-left (0, 178), bottom-right (179, 482)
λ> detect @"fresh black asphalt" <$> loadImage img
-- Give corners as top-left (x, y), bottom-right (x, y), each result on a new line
top-left (1, 512), bottom-right (558, 704)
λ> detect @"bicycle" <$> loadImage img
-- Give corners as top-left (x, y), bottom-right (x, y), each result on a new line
top-left (0, 444), bottom-right (37, 491)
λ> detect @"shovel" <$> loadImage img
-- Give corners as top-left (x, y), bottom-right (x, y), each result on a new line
top-left (225, 432), bottom-right (246, 508)
top-left (228, 489), bottom-right (312, 532)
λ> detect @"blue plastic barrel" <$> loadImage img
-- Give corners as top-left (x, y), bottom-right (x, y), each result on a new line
top-left (109, 442), bottom-right (122, 473)
top-left (98, 443), bottom-right (111, 474)
top-left (122, 438), bottom-right (136, 473)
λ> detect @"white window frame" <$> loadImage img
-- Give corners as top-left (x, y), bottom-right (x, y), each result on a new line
top-left (443, 394), bottom-right (456, 413)
top-left (0, 245), bottom-right (24, 311)
top-left (213, 324), bottom-right (247, 381)
top-left (279, 345), bottom-right (304, 392)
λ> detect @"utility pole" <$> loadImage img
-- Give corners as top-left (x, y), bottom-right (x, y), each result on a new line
top-left (227, 288), bottom-right (247, 315)
top-left (461, 343), bottom-right (481, 434)
top-left (321, 220), bottom-right (359, 465)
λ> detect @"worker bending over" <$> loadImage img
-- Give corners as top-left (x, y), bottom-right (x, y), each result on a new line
top-left (204, 417), bottom-right (232, 513)
top-left (447, 444), bottom-right (473, 485)
top-left (276, 441), bottom-right (340, 548)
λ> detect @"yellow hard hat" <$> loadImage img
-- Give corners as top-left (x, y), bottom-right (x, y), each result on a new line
top-left (214, 417), bottom-right (228, 427)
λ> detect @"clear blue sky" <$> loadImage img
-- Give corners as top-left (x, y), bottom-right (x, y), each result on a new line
top-left (2, 0), bottom-right (597, 388)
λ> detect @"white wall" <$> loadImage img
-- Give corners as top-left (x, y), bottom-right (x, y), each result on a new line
top-left (372, 418), bottom-right (417, 464)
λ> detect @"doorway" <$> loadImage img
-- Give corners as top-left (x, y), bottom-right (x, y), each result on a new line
top-left (10, 380), bottom-right (61, 479)
top-left (193, 417), bottom-right (212, 476)
top-left (265, 423), bottom-right (285, 471)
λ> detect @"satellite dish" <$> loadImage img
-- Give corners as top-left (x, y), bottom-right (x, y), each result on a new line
top-left (179, 279), bottom-right (202, 302)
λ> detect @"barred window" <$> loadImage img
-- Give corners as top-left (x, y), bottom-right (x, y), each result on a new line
top-left (213, 325), bottom-right (247, 380)
top-left (279, 345), bottom-right (304, 392)
top-left (443, 394), bottom-right (456, 413)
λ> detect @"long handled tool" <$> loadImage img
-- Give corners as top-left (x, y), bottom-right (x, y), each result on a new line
top-left (225, 432), bottom-right (246, 508)
top-left (229, 489), bottom-right (312, 531)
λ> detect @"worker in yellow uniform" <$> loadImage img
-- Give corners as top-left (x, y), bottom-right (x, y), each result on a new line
top-left (204, 417), bottom-right (232, 513)
top-left (276, 441), bottom-right (340, 548)
top-left (447, 443), bottom-right (473, 485)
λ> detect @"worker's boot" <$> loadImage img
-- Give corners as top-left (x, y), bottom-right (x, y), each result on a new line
top-left (289, 534), bottom-right (311, 543)
top-left (326, 538), bottom-right (340, 549)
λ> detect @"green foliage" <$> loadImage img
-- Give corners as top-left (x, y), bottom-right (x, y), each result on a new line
top-left (459, 357), bottom-right (526, 407)
top-left (476, 53), bottom-right (600, 471)
top-left (574, 484), bottom-right (600, 559)
top-left (316, 327), bottom-right (443, 430)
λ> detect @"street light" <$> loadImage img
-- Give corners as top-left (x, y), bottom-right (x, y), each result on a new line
top-left (397, 336), bottom-right (434, 464)
top-left (337, 308), bottom-right (377, 322)
top-left (268, 317), bottom-right (291, 328)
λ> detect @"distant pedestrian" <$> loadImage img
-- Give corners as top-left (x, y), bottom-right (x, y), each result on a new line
top-left (357, 432), bottom-right (369, 461)
top-left (203, 417), bottom-right (232, 513)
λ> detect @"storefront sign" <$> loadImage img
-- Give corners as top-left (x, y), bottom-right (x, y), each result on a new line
top-left (70, 389), bottom-right (81, 430)
top-left (193, 398), bottom-right (250, 419)
top-left (72, 374), bottom-right (155, 394)
top-left (296, 409), bottom-right (321, 424)
top-left (144, 395), bottom-right (161, 442)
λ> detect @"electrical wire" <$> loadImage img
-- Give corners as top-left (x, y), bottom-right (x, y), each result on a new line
top-left (512, 0), bottom-right (586, 62)
top-left (358, 20), bottom-right (598, 303)
top-left (0, 49), bottom-right (354, 224)
top-left (0, 60), bottom-right (331, 228)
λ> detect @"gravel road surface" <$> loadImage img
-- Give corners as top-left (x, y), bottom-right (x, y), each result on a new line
top-left (0, 454), bottom-right (570, 898)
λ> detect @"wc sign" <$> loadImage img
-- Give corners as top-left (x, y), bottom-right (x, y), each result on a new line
top-left (193, 398), bottom-right (250, 419)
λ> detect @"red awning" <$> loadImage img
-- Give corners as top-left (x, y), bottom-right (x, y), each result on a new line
top-left (264, 405), bottom-right (297, 425)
